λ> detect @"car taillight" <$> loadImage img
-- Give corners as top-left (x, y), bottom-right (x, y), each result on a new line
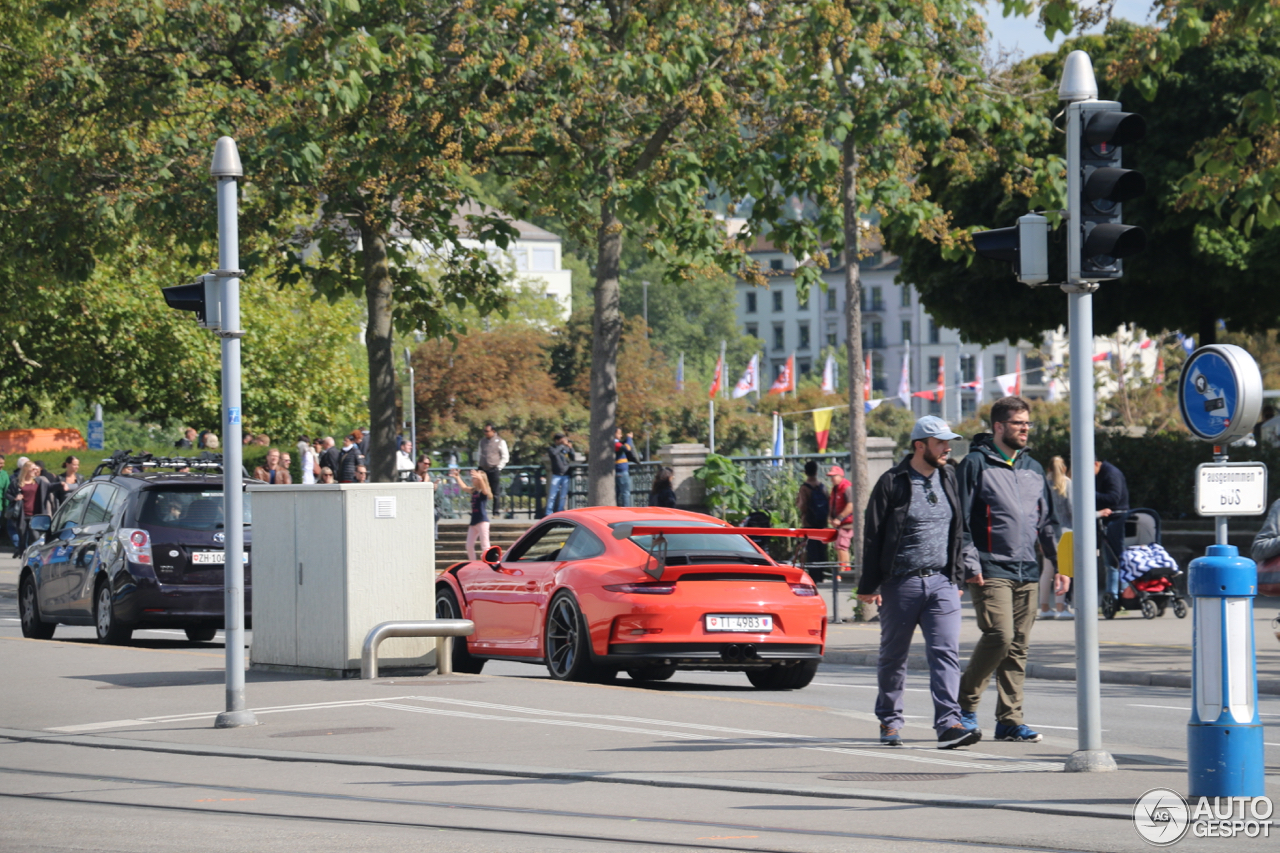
top-left (118, 528), bottom-right (153, 565)
top-left (603, 582), bottom-right (677, 595)
top-left (789, 583), bottom-right (818, 596)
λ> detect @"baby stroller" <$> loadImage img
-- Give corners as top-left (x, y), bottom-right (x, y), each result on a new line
top-left (1098, 508), bottom-right (1187, 620)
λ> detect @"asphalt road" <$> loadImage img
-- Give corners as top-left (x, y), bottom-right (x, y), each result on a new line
top-left (3, 556), bottom-right (1278, 853)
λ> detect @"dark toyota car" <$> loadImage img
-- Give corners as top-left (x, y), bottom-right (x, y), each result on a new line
top-left (17, 453), bottom-right (254, 644)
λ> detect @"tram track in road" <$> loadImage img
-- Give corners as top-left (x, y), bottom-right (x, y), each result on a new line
top-left (0, 764), bottom-right (1103, 853)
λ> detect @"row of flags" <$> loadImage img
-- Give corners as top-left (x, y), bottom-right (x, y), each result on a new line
top-left (693, 332), bottom-right (1191, 408)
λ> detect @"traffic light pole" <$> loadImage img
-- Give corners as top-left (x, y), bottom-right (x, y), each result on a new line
top-left (211, 137), bottom-right (256, 730)
top-left (1060, 53), bottom-right (1114, 773)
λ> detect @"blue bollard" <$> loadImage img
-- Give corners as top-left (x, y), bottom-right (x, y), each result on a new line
top-left (1186, 544), bottom-right (1265, 797)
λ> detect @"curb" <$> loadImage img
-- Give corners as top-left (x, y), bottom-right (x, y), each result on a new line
top-left (820, 650), bottom-right (1280, 695)
top-left (0, 727), bottom-right (1132, 821)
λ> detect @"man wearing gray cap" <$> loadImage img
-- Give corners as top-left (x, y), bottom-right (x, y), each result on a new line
top-left (858, 415), bottom-right (982, 749)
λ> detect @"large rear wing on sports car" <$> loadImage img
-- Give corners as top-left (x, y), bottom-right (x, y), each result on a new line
top-left (612, 525), bottom-right (838, 542)
top-left (612, 524), bottom-right (837, 580)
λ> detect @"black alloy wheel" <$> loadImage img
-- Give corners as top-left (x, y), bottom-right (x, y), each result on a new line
top-left (1141, 599), bottom-right (1158, 620)
top-left (435, 586), bottom-right (485, 674)
top-left (544, 592), bottom-right (611, 682)
top-left (19, 575), bottom-right (55, 640)
top-left (1173, 599), bottom-right (1188, 619)
top-left (94, 581), bottom-right (133, 645)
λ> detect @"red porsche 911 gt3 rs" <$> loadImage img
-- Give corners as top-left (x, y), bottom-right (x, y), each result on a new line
top-left (433, 507), bottom-right (835, 689)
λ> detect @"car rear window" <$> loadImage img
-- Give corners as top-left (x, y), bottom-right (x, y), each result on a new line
top-left (616, 520), bottom-right (762, 556)
top-left (137, 489), bottom-right (253, 530)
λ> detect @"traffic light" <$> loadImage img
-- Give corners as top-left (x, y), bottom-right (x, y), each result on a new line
top-left (972, 213), bottom-right (1049, 286)
top-left (162, 273), bottom-right (221, 330)
top-left (1073, 101), bottom-right (1146, 281)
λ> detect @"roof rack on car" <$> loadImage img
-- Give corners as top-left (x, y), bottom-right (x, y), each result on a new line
top-left (92, 450), bottom-right (244, 479)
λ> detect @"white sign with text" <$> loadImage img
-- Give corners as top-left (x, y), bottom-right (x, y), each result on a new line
top-left (1196, 463), bottom-right (1268, 517)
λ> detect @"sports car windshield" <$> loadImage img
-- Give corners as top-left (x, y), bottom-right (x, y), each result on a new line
top-left (614, 520), bottom-right (765, 559)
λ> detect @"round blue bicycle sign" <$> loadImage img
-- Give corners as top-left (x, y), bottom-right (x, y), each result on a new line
top-left (1178, 344), bottom-right (1262, 444)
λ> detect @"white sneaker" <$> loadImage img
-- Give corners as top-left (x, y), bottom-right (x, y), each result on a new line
top-left (1037, 610), bottom-right (1055, 620)
top-left (1055, 609), bottom-right (1075, 620)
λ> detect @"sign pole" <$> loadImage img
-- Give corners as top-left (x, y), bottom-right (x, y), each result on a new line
top-left (211, 137), bottom-right (256, 729)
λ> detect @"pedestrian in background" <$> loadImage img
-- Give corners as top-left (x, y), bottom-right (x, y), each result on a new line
top-left (353, 463), bottom-right (368, 483)
top-left (202, 433), bottom-right (220, 450)
top-left (827, 465), bottom-right (855, 572)
top-left (175, 427), bottom-right (197, 449)
top-left (1040, 456), bottom-right (1073, 620)
top-left (796, 460), bottom-right (830, 581)
top-left (254, 448), bottom-right (292, 485)
top-left (5, 461), bottom-right (52, 556)
top-left (649, 466), bottom-right (677, 508)
top-left (55, 456), bottom-right (83, 508)
top-left (396, 439), bottom-right (415, 475)
top-left (0, 453), bottom-right (11, 550)
top-left (336, 433), bottom-right (365, 483)
top-left (956, 396), bottom-right (1063, 744)
top-left (614, 428), bottom-right (637, 507)
top-left (547, 433), bottom-right (573, 514)
top-left (858, 416), bottom-right (982, 749)
top-left (476, 423), bottom-right (509, 515)
top-left (297, 435), bottom-right (317, 485)
top-left (318, 466), bottom-right (336, 484)
top-left (451, 468), bottom-right (492, 561)
top-left (318, 436), bottom-right (338, 476)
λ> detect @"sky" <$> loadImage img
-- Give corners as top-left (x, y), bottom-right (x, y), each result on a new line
top-left (981, 0), bottom-right (1159, 57)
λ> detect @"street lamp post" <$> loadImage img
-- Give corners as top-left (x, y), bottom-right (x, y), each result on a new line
top-left (211, 137), bottom-right (256, 729)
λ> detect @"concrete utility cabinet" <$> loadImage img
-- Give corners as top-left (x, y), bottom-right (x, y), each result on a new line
top-left (247, 482), bottom-right (436, 676)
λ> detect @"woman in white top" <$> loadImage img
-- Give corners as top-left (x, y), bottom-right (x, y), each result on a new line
top-left (298, 435), bottom-right (317, 485)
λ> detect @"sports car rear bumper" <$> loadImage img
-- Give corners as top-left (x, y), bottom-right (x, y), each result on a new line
top-left (604, 641), bottom-right (822, 668)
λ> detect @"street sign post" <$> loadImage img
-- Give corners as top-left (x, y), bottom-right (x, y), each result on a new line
top-left (1178, 345), bottom-right (1265, 798)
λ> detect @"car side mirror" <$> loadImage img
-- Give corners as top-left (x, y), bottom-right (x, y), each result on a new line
top-left (28, 515), bottom-right (51, 533)
top-left (482, 545), bottom-right (503, 568)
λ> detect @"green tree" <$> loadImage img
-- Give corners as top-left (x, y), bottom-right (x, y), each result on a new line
top-left (501, 0), bottom-right (802, 506)
top-left (1, 0), bottom-right (545, 481)
top-left (737, 0), bottom-right (993, 570)
top-left (885, 23), bottom-right (1280, 346)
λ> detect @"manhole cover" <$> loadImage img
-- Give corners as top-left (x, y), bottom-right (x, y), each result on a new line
top-left (820, 772), bottom-right (967, 782)
top-left (269, 727), bottom-right (393, 738)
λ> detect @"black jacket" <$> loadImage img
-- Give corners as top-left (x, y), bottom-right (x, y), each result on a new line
top-left (336, 445), bottom-right (365, 482)
top-left (1096, 460), bottom-right (1130, 512)
top-left (318, 446), bottom-right (340, 476)
top-left (956, 434), bottom-right (1058, 582)
top-left (858, 458), bottom-right (978, 595)
top-left (547, 444), bottom-right (572, 476)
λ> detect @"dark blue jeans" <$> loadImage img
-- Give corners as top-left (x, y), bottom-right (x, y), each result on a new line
top-left (874, 572), bottom-right (963, 736)
top-left (548, 474), bottom-right (570, 513)
top-left (615, 470), bottom-right (631, 507)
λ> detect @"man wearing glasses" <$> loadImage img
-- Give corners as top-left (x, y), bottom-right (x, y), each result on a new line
top-left (857, 416), bottom-right (982, 749)
top-left (956, 396), bottom-right (1064, 743)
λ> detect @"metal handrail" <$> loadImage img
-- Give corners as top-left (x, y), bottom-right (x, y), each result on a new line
top-left (360, 619), bottom-right (475, 679)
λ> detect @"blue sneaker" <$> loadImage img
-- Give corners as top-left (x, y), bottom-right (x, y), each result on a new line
top-left (994, 722), bottom-right (1042, 743)
top-left (959, 710), bottom-right (980, 732)
top-left (879, 724), bottom-right (902, 747)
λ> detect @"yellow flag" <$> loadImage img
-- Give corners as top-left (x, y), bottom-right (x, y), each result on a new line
top-left (812, 408), bottom-right (834, 452)
top-left (1057, 530), bottom-right (1074, 578)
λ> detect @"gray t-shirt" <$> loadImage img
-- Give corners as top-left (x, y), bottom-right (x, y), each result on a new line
top-left (891, 468), bottom-right (952, 576)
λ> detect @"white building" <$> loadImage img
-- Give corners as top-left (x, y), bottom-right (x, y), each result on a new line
top-left (447, 202), bottom-right (574, 318)
top-left (736, 239), bottom-right (1048, 423)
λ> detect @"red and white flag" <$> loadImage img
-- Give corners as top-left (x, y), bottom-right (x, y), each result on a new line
top-left (732, 354), bottom-right (760, 398)
top-left (768, 354), bottom-right (795, 395)
top-left (709, 349), bottom-right (724, 399)
top-left (913, 355), bottom-right (945, 402)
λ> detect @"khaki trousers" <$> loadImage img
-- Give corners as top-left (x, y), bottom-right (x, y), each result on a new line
top-left (959, 578), bottom-right (1039, 726)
